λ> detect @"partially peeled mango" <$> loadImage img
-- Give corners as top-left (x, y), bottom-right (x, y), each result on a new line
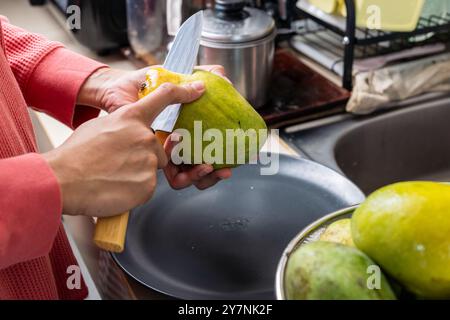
top-left (139, 67), bottom-right (268, 169)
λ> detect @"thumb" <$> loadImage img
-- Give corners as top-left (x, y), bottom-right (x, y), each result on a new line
top-left (130, 81), bottom-right (205, 124)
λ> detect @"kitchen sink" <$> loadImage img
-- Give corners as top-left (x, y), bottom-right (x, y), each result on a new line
top-left (282, 95), bottom-right (450, 195)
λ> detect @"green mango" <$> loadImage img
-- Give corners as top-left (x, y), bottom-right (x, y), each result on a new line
top-left (285, 241), bottom-right (396, 300)
top-left (139, 67), bottom-right (268, 169)
top-left (352, 181), bottom-right (450, 299)
top-left (319, 218), bottom-right (355, 247)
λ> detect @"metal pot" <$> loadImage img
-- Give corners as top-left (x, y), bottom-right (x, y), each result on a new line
top-left (199, 0), bottom-right (276, 108)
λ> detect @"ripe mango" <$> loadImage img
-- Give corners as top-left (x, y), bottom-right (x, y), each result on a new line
top-left (352, 181), bottom-right (450, 299)
top-left (319, 218), bottom-right (355, 247)
top-left (284, 241), bottom-right (396, 300)
top-left (139, 67), bottom-right (267, 169)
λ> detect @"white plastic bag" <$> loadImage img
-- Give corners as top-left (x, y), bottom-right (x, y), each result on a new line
top-left (347, 53), bottom-right (450, 114)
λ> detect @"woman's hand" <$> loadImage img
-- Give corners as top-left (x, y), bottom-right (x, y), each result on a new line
top-left (77, 65), bottom-right (232, 190)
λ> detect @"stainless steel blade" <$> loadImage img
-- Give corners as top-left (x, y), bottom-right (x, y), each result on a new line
top-left (151, 11), bottom-right (203, 133)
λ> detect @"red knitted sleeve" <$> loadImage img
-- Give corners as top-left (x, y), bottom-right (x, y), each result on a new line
top-left (1, 17), bottom-right (107, 128)
top-left (0, 153), bottom-right (62, 269)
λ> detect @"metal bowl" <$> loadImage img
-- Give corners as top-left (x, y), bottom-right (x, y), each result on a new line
top-left (275, 205), bottom-right (359, 300)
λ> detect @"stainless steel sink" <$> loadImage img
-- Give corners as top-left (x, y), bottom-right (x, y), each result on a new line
top-left (282, 96), bottom-right (450, 194)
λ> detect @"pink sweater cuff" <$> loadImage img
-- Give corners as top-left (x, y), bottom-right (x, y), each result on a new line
top-left (26, 48), bottom-right (107, 129)
top-left (0, 153), bottom-right (62, 269)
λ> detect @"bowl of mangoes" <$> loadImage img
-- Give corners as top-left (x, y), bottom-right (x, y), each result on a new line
top-left (276, 181), bottom-right (450, 300)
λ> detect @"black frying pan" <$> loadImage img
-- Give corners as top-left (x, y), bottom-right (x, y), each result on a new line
top-left (113, 154), bottom-right (364, 299)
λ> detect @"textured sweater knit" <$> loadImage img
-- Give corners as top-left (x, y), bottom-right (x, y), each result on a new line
top-left (0, 16), bottom-right (105, 299)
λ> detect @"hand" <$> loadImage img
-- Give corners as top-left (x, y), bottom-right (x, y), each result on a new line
top-left (44, 81), bottom-right (206, 217)
top-left (163, 134), bottom-right (232, 190)
top-left (163, 65), bottom-right (232, 190)
top-left (77, 65), bottom-right (230, 113)
top-left (78, 64), bottom-right (233, 190)
top-left (77, 67), bottom-right (149, 113)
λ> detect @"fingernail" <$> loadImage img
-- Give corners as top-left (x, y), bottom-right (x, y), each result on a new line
top-left (199, 166), bottom-right (213, 177)
top-left (191, 81), bottom-right (205, 91)
top-left (220, 170), bottom-right (232, 180)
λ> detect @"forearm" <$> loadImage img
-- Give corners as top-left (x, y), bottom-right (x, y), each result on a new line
top-left (25, 47), bottom-right (107, 128)
top-left (2, 18), bottom-right (107, 128)
top-left (0, 154), bottom-right (61, 269)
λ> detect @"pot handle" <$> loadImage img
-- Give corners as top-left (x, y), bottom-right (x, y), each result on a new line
top-left (93, 131), bottom-right (170, 252)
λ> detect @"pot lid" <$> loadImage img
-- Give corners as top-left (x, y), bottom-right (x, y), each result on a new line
top-left (202, 1), bottom-right (275, 43)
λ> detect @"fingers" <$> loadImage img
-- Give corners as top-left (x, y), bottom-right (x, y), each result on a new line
top-left (164, 132), bottom-right (214, 183)
top-left (195, 65), bottom-right (226, 77)
top-left (195, 65), bottom-right (231, 83)
top-left (128, 81), bottom-right (206, 123)
top-left (164, 164), bottom-right (213, 190)
top-left (194, 175), bottom-right (221, 190)
top-left (164, 132), bottom-right (215, 189)
top-left (164, 161), bottom-right (232, 190)
top-left (163, 164), bottom-right (188, 189)
top-left (164, 164), bottom-right (222, 190)
top-left (188, 164), bottom-right (214, 181)
top-left (211, 168), bottom-right (233, 180)
top-left (164, 132), bottom-right (232, 188)
top-left (194, 168), bottom-right (232, 190)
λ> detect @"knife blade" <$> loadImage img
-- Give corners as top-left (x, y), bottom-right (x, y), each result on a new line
top-left (151, 11), bottom-right (204, 135)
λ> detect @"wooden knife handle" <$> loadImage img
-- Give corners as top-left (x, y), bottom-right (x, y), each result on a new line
top-left (93, 130), bottom-right (171, 252)
top-left (93, 213), bottom-right (130, 252)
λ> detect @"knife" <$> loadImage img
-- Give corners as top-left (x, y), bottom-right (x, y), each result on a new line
top-left (93, 11), bottom-right (204, 253)
top-left (153, 11), bottom-right (204, 145)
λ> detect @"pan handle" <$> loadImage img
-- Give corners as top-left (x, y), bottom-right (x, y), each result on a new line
top-left (93, 131), bottom-right (170, 252)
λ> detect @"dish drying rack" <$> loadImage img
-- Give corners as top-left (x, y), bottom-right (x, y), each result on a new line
top-left (294, 0), bottom-right (450, 90)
